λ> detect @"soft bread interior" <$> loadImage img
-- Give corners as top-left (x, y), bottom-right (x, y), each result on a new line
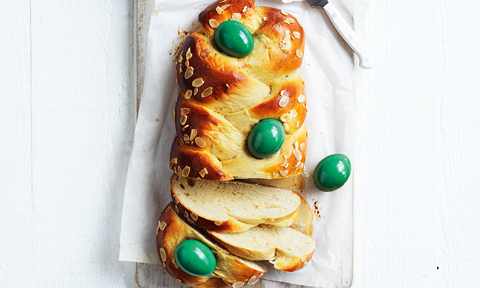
top-left (172, 175), bottom-right (301, 225)
top-left (210, 224), bottom-right (315, 271)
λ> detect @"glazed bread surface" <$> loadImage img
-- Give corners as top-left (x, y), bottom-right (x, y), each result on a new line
top-left (170, 0), bottom-right (308, 181)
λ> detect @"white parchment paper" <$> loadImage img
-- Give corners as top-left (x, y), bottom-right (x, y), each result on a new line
top-left (120, 0), bottom-right (369, 286)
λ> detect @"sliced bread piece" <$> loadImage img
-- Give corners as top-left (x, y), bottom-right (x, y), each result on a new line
top-left (244, 174), bottom-right (305, 190)
top-left (290, 194), bottom-right (314, 236)
top-left (171, 174), bottom-right (301, 233)
top-left (157, 203), bottom-right (267, 288)
top-left (209, 224), bottom-right (315, 272)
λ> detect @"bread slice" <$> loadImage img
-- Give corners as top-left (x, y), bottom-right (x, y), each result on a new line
top-left (171, 174), bottom-right (301, 233)
top-left (290, 195), bottom-right (314, 236)
top-left (244, 174), bottom-right (305, 190)
top-left (157, 203), bottom-right (267, 288)
top-left (209, 224), bottom-right (315, 272)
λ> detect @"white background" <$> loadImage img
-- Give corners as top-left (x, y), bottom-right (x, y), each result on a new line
top-left (1, 0), bottom-right (479, 287)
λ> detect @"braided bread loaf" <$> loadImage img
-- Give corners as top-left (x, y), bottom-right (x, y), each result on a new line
top-left (170, 0), bottom-right (308, 181)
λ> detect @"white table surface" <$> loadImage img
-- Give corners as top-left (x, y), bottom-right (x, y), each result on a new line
top-left (1, 0), bottom-right (479, 287)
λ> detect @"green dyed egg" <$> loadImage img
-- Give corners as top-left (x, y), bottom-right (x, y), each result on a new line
top-left (215, 20), bottom-right (254, 58)
top-left (174, 239), bottom-right (216, 277)
top-left (313, 154), bottom-right (351, 192)
top-left (247, 119), bottom-right (285, 159)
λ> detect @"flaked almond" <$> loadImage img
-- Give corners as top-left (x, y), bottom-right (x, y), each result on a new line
top-left (220, 4), bottom-right (230, 10)
top-left (281, 158), bottom-right (288, 167)
top-left (190, 129), bottom-right (197, 141)
top-left (181, 108), bottom-right (190, 115)
top-left (280, 113), bottom-right (292, 123)
top-left (180, 114), bottom-right (187, 125)
top-left (183, 134), bottom-right (189, 141)
top-left (182, 124), bottom-right (189, 131)
top-left (242, 6), bottom-right (247, 12)
top-left (188, 218), bottom-right (195, 225)
top-left (215, 6), bottom-right (223, 14)
top-left (190, 213), bottom-right (198, 221)
top-left (280, 89), bottom-right (286, 96)
top-left (209, 19), bottom-right (219, 28)
top-left (185, 89), bottom-right (192, 99)
top-left (294, 149), bottom-right (302, 161)
top-left (279, 96), bottom-right (289, 107)
top-left (186, 47), bottom-right (192, 60)
top-left (285, 17), bottom-right (295, 24)
top-left (298, 94), bottom-right (305, 103)
top-left (178, 53), bottom-right (183, 63)
top-left (182, 166), bottom-right (190, 177)
top-left (226, 83), bottom-right (230, 88)
top-left (195, 137), bottom-right (205, 148)
top-left (295, 121), bottom-right (300, 128)
top-left (199, 168), bottom-right (208, 178)
top-left (263, 16), bottom-right (267, 21)
top-left (194, 88), bottom-right (199, 95)
top-left (185, 66), bottom-right (194, 79)
top-left (174, 196), bottom-right (179, 204)
top-left (175, 204), bottom-right (179, 213)
top-left (281, 10), bottom-right (289, 16)
top-left (200, 49), bottom-right (209, 58)
top-left (184, 211), bottom-right (189, 219)
top-left (162, 262), bottom-right (166, 268)
top-left (192, 78), bottom-right (204, 88)
top-left (300, 143), bottom-right (306, 151)
top-left (201, 87), bottom-right (213, 98)
top-left (284, 122), bottom-right (290, 132)
top-left (156, 221), bottom-right (161, 235)
top-left (290, 109), bottom-right (298, 118)
top-left (231, 13), bottom-right (241, 21)
top-left (169, 158), bottom-right (177, 169)
top-left (279, 170), bottom-right (289, 177)
top-left (247, 276), bottom-right (256, 286)
top-left (214, 220), bottom-right (222, 226)
top-left (159, 221), bottom-right (166, 231)
top-left (293, 31), bottom-right (301, 39)
top-left (295, 141), bottom-right (299, 150)
top-left (296, 49), bottom-right (303, 58)
top-left (160, 248), bottom-right (166, 262)
top-left (166, 205), bottom-right (171, 212)
top-left (233, 282), bottom-right (244, 288)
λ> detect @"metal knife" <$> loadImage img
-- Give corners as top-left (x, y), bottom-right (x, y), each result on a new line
top-left (305, 0), bottom-right (374, 69)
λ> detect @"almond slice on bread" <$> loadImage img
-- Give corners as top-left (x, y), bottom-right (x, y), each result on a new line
top-left (157, 203), bottom-right (267, 287)
top-left (171, 174), bottom-right (302, 233)
top-left (209, 225), bottom-right (315, 272)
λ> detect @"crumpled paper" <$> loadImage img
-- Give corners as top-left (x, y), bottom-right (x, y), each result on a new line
top-left (120, 0), bottom-right (368, 286)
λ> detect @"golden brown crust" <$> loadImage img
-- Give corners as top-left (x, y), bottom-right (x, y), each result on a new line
top-left (170, 0), bottom-right (307, 181)
top-left (157, 203), bottom-right (267, 287)
top-left (170, 136), bottom-right (234, 181)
